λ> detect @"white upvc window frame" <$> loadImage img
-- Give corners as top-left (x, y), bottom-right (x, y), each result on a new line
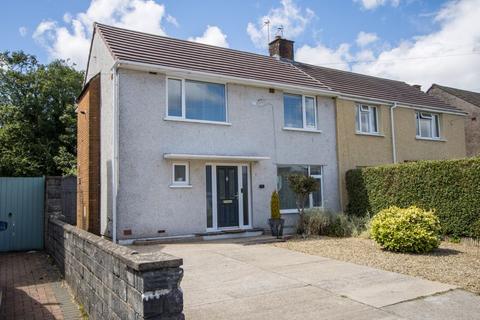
top-left (171, 162), bottom-right (190, 187)
top-left (416, 111), bottom-right (440, 139)
top-left (277, 165), bottom-right (324, 214)
top-left (283, 93), bottom-right (318, 130)
top-left (166, 77), bottom-right (228, 124)
top-left (356, 104), bottom-right (379, 134)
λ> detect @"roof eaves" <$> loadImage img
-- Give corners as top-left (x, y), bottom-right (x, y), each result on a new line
top-left (116, 59), bottom-right (338, 96)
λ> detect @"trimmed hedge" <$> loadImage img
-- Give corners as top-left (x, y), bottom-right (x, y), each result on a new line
top-left (346, 157), bottom-right (480, 237)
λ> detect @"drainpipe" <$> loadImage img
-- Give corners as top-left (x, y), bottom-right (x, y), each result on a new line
top-left (390, 102), bottom-right (398, 163)
top-left (112, 61), bottom-right (120, 243)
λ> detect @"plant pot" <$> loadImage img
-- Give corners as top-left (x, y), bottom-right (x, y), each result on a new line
top-left (269, 218), bottom-right (285, 238)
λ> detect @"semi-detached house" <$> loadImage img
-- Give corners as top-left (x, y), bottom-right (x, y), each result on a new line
top-left (77, 23), bottom-right (466, 243)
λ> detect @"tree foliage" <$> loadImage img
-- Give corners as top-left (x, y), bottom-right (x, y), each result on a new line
top-left (0, 51), bottom-right (83, 176)
top-left (287, 174), bottom-right (319, 216)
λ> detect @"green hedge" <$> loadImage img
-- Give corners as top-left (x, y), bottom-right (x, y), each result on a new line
top-left (346, 157), bottom-right (480, 237)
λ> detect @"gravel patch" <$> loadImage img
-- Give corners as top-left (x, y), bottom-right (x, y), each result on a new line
top-left (274, 237), bottom-right (480, 294)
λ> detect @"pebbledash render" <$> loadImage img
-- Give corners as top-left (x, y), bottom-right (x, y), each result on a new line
top-left (78, 23), bottom-right (466, 243)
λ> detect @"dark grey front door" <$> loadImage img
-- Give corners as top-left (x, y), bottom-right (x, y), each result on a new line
top-left (217, 166), bottom-right (239, 228)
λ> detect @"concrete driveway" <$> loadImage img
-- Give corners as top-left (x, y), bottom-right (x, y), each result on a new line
top-left (133, 239), bottom-right (480, 320)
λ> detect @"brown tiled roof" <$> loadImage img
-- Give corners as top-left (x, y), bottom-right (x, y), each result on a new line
top-left (94, 23), bottom-right (463, 114)
top-left (295, 62), bottom-right (461, 113)
top-left (95, 23), bottom-right (330, 91)
top-left (429, 84), bottom-right (480, 108)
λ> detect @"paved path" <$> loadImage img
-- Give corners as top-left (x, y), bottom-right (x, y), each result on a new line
top-left (0, 251), bottom-right (82, 320)
top-left (134, 239), bottom-right (480, 320)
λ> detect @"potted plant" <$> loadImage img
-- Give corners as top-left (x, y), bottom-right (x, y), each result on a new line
top-left (287, 174), bottom-right (319, 234)
top-left (269, 191), bottom-right (284, 238)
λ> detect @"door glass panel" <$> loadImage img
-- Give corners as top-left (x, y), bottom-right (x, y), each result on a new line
top-left (312, 178), bottom-right (322, 207)
top-left (305, 97), bottom-right (316, 128)
top-left (167, 79), bottom-right (182, 117)
top-left (242, 166), bottom-right (249, 226)
top-left (284, 94), bottom-right (303, 128)
top-left (206, 166), bottom-right (212, 228)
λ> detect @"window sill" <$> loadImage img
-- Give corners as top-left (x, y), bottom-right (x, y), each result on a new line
top-left (282, 127), bottom-right (323, 133)
top-left (355, 132), bottom-right (384, 137)
top-left (415, 137), bottom-right (447, 142)
top-left (169, 184), bottom-right (192, 189)
top-left (164, 117), bottom-right (232, 126)
top-left (280, 207), bottom-right (324, 215)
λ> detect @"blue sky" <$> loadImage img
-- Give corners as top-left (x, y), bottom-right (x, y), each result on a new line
top-left (1, 0), bottom-right (479, 90)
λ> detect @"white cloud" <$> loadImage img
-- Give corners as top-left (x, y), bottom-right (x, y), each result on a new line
top-left (188, 25), bottom-right (229, 48)
top-left (354, 0), bottom-right (400, 10)
top-left (296, 43), bottom-right (352, 71)
top-left (356, 31), bottom-right (379, 47)
top-left (166, 14), bottom-right (179, 27)
top-left (33, 0), bottom-right (175, 69)
top-left (246, 0), bottom-right (315, 48)
top-left (352, 0), bottom-right (480, 90)
top-left (298, 0), bottom-right (480, 91)
top-left (19, 26), bottom-right (28, 37)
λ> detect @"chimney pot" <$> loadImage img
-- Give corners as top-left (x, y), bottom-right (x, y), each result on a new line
top-left (269, 37), bottom-right (294, 61)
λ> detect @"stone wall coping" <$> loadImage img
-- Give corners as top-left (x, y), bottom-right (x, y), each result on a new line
top-left (50, 218), bottom-right (183, 270)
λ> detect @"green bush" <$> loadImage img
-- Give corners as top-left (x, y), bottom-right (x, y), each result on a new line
top-left (346, 157), bottom-right (480, 237)
top-left (299, 208), bottom-right (369, 237)
top-left (370, 206), bottom-right (441, 253)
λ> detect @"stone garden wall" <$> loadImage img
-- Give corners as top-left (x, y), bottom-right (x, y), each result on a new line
top-left (46, 218), bottom-right (184, 319)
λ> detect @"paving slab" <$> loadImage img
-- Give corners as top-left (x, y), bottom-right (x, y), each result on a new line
top-left (276, 259), bottom-right (455, 307)
top-left (185, 285), bottom-right (404, 320)
top-left (383, 289), bottom-right (480, 320)
top-left (133, 240), bottom-right (480, 320)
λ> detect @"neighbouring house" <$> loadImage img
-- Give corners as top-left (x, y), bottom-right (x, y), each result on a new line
top-left (77, 23), bottom-right (466, 242)
top-left (428, 84), bottom-right (480, 157)
top-left (294, 66), bottom-right (467, 210)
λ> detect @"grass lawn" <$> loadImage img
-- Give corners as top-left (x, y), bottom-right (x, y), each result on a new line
top-left (274, 236), bottom-right (480, 295)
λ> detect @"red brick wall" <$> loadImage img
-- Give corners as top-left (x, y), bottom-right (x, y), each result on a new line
top-left (77, 75), bottom-right (101, 235)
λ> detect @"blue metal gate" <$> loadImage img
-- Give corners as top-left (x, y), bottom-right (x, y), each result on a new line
top-left (0, 177), bottom-right (45, 252)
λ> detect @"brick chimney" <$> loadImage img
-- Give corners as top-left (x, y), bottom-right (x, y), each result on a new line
top-left (269, 36), bottom-right (294, 60)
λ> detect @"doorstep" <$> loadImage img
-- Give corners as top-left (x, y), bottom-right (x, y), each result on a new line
top-left (132, 228), bottom-right (266, 245)
top-left (196, 228), bottom-right (265, 241)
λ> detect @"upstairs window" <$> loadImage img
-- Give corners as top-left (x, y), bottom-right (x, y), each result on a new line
top-left (416, 112), bottom-right (440, 139)
top-left (167, 78), bottom-right (226, 122)
top-left (283, 94), bottom-right (317, 129)
top-left (356, 104), bottom-right (378, 134)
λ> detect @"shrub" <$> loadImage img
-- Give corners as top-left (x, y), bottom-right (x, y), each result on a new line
top-left (270, 191), bottom-right (281, 219)
top-left (299, 208), bottom-right (369, 237)
top-left (370, 206), bottom-right (441, 253)
top-left (346, 157), bottom-right (480, 237)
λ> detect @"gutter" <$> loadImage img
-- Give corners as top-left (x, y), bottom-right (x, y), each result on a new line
top-left (390, 102), bottom-right (398, 164)
top-left (111, 61), bottom-right (120, 243)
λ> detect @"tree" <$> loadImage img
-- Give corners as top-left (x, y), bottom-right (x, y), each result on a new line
top-left (0, 51), bottom-right (83, 176)
top-left (287, 174), bottom-right (319, 232)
